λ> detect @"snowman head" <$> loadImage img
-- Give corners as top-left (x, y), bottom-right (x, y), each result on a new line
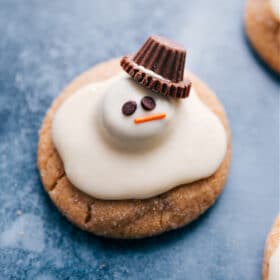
top-left (100, 35), bottom-right (192, 148)
top-left (100, 75), bottom-right (177, 144)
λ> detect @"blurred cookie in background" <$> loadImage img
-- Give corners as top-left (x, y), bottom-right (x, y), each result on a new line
top-left (263, 215), bottom-right (280, 280)
top-left (245, 0), bottom-right (280, 74)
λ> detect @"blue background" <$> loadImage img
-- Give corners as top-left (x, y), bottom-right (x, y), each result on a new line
top-left (0, 0), bottom-right (279, 279)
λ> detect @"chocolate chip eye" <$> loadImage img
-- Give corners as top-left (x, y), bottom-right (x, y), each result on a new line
top-left (122, 101), bottom-right (137, 116)
top-left (141, 96), bottom-right (156, 111)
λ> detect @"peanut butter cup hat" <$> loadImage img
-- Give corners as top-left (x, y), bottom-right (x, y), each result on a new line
top-left (120, 35), bottom-right (192, 98)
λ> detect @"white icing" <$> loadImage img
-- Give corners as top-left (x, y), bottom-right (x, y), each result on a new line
top-left (131, 62), bottom-right (169, 81)
top-left (269, 244), bottom-right (280, 280)
top-left (270, 0), bottom-right (280, 21)
top-left (52, 73), bottom-right (227, 200)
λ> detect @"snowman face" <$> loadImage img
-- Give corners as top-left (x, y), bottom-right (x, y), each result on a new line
top-left (101, 75), bottom-right (177, 143)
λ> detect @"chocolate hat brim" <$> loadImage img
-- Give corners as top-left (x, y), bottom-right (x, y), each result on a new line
top-left (120, 56), bottom-right (192, 98)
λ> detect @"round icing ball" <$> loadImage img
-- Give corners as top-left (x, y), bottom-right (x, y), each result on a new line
top-left (101, 74), bottom-right (178, 143)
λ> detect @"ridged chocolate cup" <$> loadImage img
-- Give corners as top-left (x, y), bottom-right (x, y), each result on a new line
top-left (120, 35), bottom-right (192, 98)
top-left (133, 35), bottom-right (186, 82)
top-left (121, 56), bottom-right (191, 98)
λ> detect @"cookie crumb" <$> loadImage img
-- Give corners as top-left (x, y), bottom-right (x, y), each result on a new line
top-left (16, 210), bottom-right (22, 216)
top-left (99, 263), bottom-right (106, 269)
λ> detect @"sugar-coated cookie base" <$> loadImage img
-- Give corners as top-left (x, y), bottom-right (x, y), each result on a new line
top-left (37, 58), bottom-right (231, 238)
top-left (245, 0), bottom-right (280, 74)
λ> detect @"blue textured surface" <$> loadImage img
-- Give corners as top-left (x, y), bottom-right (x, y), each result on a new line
top-left (0, 0), bottom-right (279, 279)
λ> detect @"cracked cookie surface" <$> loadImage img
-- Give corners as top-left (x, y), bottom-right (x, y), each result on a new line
top-left (37, 58), bottom-right (231, 238)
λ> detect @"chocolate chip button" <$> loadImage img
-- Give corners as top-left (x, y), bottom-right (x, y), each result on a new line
top-left (141, 96), bottom-right (156, 111)
top-left (122, 101), bottom-right (137, 116)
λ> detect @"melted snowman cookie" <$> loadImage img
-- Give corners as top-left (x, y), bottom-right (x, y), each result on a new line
top-left (245, 0), bottom-right (280, 74)
top-left (263, 215), bottom-right (280, 280)
top-left (38, 56), bottom-right (231, 238)
top-left (38, 36), bottom-right (231, 238)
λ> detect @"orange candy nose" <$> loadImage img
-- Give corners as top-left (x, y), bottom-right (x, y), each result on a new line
top-left (134, 113), bottom-right (166, 124)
